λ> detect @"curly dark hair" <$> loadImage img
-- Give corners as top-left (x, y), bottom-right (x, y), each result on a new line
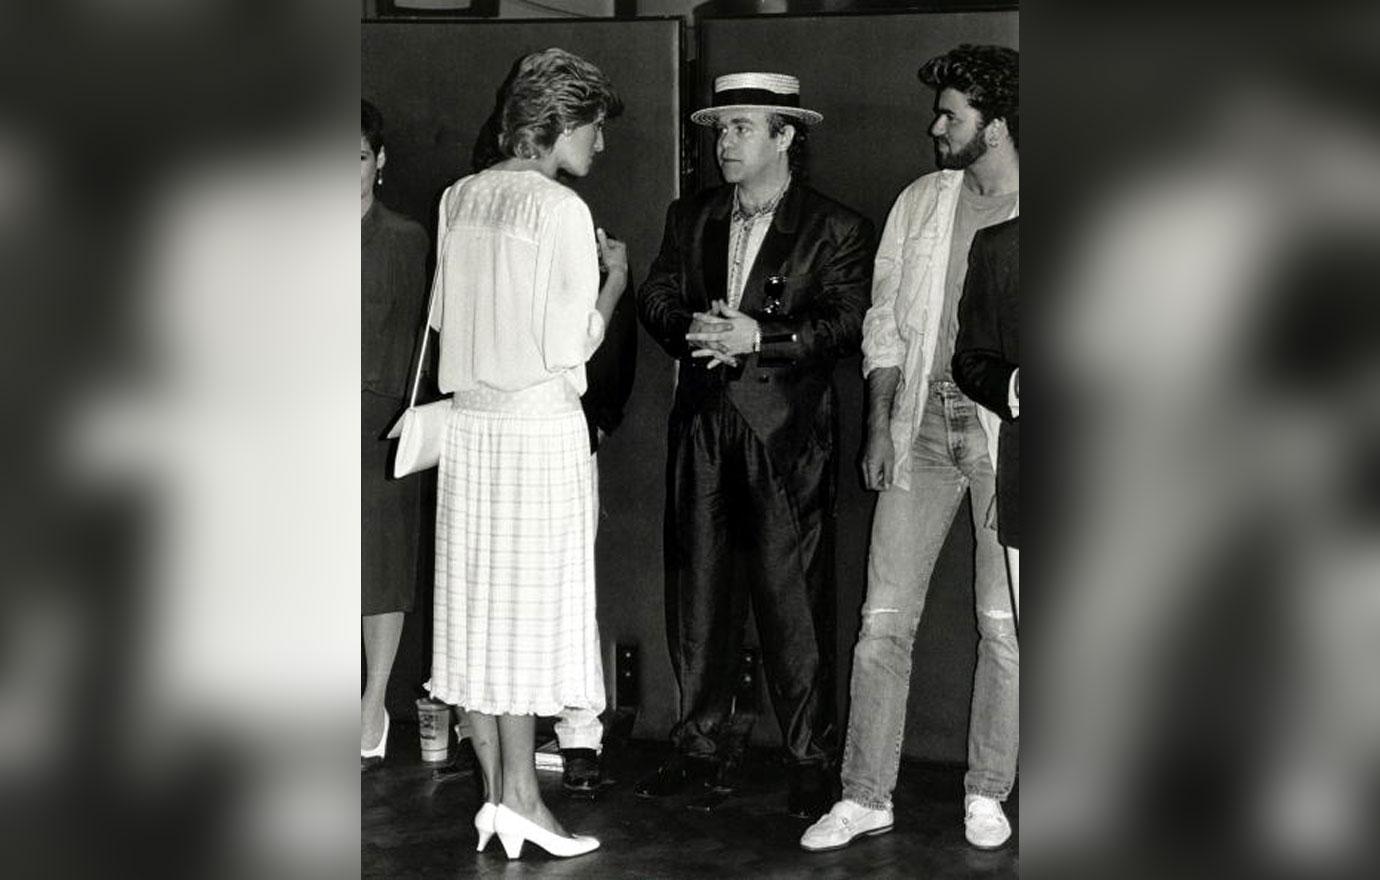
top-left (362, 99), bottom-right (384, 153)
top-left (498, 48), bottom-right (624, 160)
top-left (918, 44), bottom-right (1019, 148)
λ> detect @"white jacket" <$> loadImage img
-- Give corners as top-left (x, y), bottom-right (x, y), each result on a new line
top-left (861, 169), bottom-right (1018, 489)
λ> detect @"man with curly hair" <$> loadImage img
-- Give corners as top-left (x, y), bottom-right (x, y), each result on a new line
top-left (801, 43), bottom-right (1019, 853)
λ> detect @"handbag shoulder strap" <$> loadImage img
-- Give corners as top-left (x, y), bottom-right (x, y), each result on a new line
top-left (407, 277), bottom-right (438, 408)
top-left (407, 176), bottom-right (473, 407)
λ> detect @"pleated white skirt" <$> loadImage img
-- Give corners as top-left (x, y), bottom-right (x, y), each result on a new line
top-left (428, 380), bottom-right (605, 717)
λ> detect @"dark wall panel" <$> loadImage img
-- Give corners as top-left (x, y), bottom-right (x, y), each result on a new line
top-left (363, 19), bottom-right (684, 740)
top-left (697, 10), bottom-right (1019, 762)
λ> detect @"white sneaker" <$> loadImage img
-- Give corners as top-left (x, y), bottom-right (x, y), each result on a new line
top-left (800, 799), bottom-right (894, 852)
top-left (964, 794), bottom-right (1012, 849)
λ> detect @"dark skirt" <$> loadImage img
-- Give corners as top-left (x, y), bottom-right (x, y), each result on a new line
top-left (362, 391), bottom-right (422, 615)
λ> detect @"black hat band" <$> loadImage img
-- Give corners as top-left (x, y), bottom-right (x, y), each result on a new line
top-left (712, 87), bottom-right (802, 109)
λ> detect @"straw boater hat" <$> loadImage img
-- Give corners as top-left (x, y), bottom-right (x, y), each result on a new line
top-left (689, 72), bottom-right (823, 127)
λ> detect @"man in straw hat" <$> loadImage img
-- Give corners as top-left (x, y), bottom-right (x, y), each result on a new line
top-left (800, 43), bottom-right (1019, 854)
top-left (637, 72), bottom-right (874, 819)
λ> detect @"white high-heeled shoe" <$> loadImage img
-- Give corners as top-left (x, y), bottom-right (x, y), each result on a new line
top-left (361, 710), bottom-right (389, 760)
top-left (474, 802), bottom-right (498, 852)
top-left (493, 804), bottom-right (600, 859)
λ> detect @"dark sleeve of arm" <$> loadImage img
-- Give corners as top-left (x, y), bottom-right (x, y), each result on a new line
top-left (756, 214), bottom-right (876, 364)
top-left (952, 234), bottom-right (1016, 421)
top-left (636, 202), bottom-right (694, 359)
top-left (581, 286), bottom-right (638, 437)
top-left (396, 223), bottom-right (433, 399)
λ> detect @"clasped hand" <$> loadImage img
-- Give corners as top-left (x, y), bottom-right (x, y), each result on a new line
top-left (686, 300), bottom-right (758, 370)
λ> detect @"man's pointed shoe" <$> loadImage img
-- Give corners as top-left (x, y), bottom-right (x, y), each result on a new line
top-left (788, 763), bottom-right (838, 819)
top-left (634, 753), bottom-right (716, 797)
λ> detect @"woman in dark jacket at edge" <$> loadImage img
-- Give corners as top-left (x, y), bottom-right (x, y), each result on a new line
top-left (361, 99), bottom-right (430, 762)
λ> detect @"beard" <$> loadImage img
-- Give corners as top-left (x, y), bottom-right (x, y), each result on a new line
top-left (934, 128), bottom-right (989, 170)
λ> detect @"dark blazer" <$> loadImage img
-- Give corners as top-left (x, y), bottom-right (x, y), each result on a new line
top-left (638, 182), bottom-right (874, 471)
top-left (581, 286), bottom-right (637, 453)
top-left (953, 216), bottom-right (1019, 547)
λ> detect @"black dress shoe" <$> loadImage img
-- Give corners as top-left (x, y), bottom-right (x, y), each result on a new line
top-left (787, 763), bottom-right (838, 819)
top-left (561, 748), bottom-right (601, 799)
top-left (634, 753), bottom-right (717, 797)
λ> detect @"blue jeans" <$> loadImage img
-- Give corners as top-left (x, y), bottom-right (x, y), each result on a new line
top-left (841, 381), bottom-right (1019, 809)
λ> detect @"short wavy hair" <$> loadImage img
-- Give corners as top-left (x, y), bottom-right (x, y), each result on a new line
top-left (498, 48), bottom-right (624, 160)
top-left (918, 44), bottom-right (1019, 148)
top-left (362, 99), bottom-right (384, 153)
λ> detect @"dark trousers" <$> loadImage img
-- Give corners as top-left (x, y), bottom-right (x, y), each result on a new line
top-left (663, 391), bottom-right (837, 767)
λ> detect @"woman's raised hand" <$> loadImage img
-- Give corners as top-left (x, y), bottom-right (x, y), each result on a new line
top-left (596, 228), bottom-right (629, 280)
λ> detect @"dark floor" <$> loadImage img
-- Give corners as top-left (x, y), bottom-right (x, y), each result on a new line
top-left (363, 722), bottom-right (1018, 879)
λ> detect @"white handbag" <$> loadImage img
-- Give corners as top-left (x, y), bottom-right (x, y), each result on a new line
top-left (386, 288), bottom-right (449, 478)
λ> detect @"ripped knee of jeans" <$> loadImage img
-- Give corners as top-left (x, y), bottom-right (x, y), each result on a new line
top-left (858, 605), bottom-right (915, 641)
top-left (978, 605), bottom-right (1017, 637)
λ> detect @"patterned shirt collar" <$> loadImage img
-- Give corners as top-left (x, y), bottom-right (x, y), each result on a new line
top-left (732, 174), bottom-right (792, 223)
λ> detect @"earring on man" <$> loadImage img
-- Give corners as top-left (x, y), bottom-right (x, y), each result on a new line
top-left (376, 169), bottom-right (383, 186)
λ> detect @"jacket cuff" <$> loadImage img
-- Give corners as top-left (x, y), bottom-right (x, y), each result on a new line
top-left (755, 317), bottom-right (804, 365)
top-left (661, 312), bottom-right (694, 358)
top-left (862, 356), bottom-right (901, 379)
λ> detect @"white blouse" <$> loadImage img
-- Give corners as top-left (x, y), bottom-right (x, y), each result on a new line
top-left (428, 169), bottom-right (605, 395)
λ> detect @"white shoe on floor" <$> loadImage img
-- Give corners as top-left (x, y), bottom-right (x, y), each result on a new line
top-left (361, 710), bottom-right (389, 761)
top-left (800, 799), bottom-right (894, 852)
top-left (964, 794), bottom-right (1012, 849)
top-left (493, 805), bottom-right (599, 859)
top-left (474, 802), bottom-right (498, 852)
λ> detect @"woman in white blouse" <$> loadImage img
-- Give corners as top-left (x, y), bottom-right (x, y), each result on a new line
top-left (425, 48), bottom-right (628, 860)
